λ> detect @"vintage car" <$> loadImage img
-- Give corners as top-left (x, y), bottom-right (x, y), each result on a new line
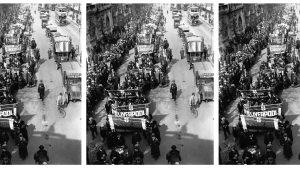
top-left (178, 25), bottom-right (190, 38)
top-left (63, 71), bottom-right (81, 101)
top-left (194, 71), bottom-right (214, 101)
top-left (173, 14), bottom-right (181, 28)
top-left (185, 36), bottom-right (204, 62)
top-left (41, 16), bottom-right (49, 28)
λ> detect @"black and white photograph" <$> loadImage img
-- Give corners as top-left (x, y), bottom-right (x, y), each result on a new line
top-left (0, 3), bottom-right (81, 164)
top-left (86, 3), bottom-right (214, 165)
top-left (219, 3), bottom-right (300, 165)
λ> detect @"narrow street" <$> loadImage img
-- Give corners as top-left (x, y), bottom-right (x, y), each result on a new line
top-left (9, 4), bottom-right (81, 164)
top-left (88, 4), bottom-right (213, 164)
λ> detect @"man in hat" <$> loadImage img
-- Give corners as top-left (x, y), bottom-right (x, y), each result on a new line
top-left (170, 80), bottom-right (177, 100)
top-left (221, 117), bottom-right (230, 140)
top-left (88, 117), bottom-right (97, 140)
top-left (166, 145), bottom-right (181, 164)
top-left (0, 146), bottom-right (11, 164)
top-left (31, 38), bottom-right (37, 49)
top-left (180, 48), bottom-right (184, 60)
top-left (48, 47), bottom-right (52, 59)
top-left (38, 80), bottom-right (45, 100)
top-left (96, 144), bottom-right (107, 164)
top-left (34, 145), bottom-right (49, 164)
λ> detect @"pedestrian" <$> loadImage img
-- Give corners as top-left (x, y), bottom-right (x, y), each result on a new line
top-left (152, 120), bottom-right (161, 142)
top-left (170, 80), bottom-right (177, 100)
top-left (232, 125), bottom-right (239, 143)
top-left (0, 147), bottom-right (11, 164)
top-left (133, 146), bottom-right (144, 164)
top-left (34, 145), bottom-right (49, 164)
top-left (38, 80), bottom-right (45, 100)
top-left (132, 132), bottom-right (142, 147)
top-left (96, 145), bottom-right (107, 164)
top-left (283, 133), bottom-right (293, 160)
top-left (88, 117), bottom-right (97, 140)
top-left (180, 47), bottom-right (184, 59)
top-left (284, 120), bottom-right (293, 142)
top-left (166, 145), bottom-right (181, 164)
top-left (0, 131), bottom-right (9, 147)
top-left (189, 92), bottom-right (197, 109)
top-left (71, 46), bottom-right (76, 60)
top-left (228, 147), bottom-right (239, 164)
top-left (31, 38), bottom-right (36, 49)
top-left (48, 47), bottom-right (52, 59)
top-left (18, 134), bottom-right (28, 160)
top-left (264, 131), bottom-right (274, 146)
top-left (220, 117), bottom-right (230, 140)
top-left (115, 133), bottom-right (125, 147)
top-left (264, 147), bottom-right (276, 164)
top-left (150, 133), bottom-right (160, 160)
top-left (19, 120), bottom-right (29, 141)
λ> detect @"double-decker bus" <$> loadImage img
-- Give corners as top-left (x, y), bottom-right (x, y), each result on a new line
top-left (188, 6), bottom-right (201, 26)
top-left (55, 6), bottom-right (68, 26)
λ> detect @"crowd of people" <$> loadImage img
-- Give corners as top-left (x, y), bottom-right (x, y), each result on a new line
top-left (87, 5), bottom-right (185, 165)
top-left (221, 115), bottom-right (293, 164)
top-left (220, 5), bottom-right (299, 164)
top-left (88, 117), bottom-right (182, 165)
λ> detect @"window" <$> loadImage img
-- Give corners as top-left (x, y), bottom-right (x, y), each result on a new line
top-left (106, 15), bottom-right (110, 28)
top-left (237, 16), bottom-right (243, 33)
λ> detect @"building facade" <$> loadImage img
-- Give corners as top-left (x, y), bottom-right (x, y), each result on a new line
top-left (219, 4), bottom-right (253, 54)
top-left (86, 4), bottom-right (145, 54)
top-left (87, 4), bottom-right (114, 53)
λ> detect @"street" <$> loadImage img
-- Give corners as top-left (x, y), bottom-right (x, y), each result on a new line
top-left (88, 4), bottom-right (213, 164)
top-left (9, 5), bottom-right (81, 164)
top-left (219, 4), bottom-right (300, 164)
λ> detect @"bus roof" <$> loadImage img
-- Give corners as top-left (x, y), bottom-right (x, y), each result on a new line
top-left (187, 36), bottom-right (202, 42)
top-left (54, 36), bottom-right (70, 42)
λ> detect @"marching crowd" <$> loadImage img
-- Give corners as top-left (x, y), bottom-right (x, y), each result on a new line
top-left (220, 5), bottom-right (299, 164)
top-left (87, 5), bottom-right (185, 165)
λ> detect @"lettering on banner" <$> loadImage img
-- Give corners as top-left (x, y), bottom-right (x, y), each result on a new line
top-left (115, 110), bottom-right (145, 117)
top-left (0, 110), bottom-right (13, 117)
top-left (246, 110), bottom-right (278, 117)
top-left (124, 117), bottom-right (129, 123)
top-left (256, 117), bottom-right (262, 123)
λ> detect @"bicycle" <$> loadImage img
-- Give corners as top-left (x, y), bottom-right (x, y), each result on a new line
top-left (190, 104), bottom-right (198, 117)
top-left (57, 104), bottom-right (66, 118)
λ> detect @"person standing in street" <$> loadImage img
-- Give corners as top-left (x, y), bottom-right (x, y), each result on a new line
top-left (34, 145), bottom-right (49, 164)
top-left (150, 133), bottom-right (160, 160)
top-left (221, 117), bottom-right (230, 140)
top-left (166, 145), bottom-right (181, 164)
top-left (189, 93), bottom-right (197, 109)
top-left (38, 80), bottom-right (45, 100)
top-left (170, 80), bottom-right (177, 100)
top-left (180, 48), bottom-right (184, 59)
top-left (88, 117), bottom-right (98, 140)
top-left (18, 134), bottom-right (28, 160)
top-left (48, 47), bottom-right (52, 59)
top-left (0, 147), bottom-right (11, 164)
